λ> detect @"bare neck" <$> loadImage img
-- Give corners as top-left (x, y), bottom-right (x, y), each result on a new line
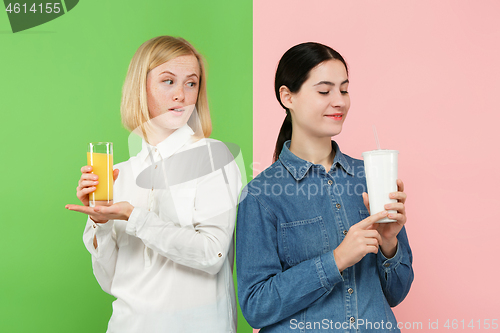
top-left (146, 126), bottom-right (175, 147)
top-left (289, 131), bottom-right (335, 172)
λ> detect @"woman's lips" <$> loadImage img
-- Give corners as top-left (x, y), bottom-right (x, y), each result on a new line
top-left (169, 107), bottom-right (185, 114)
top-left (325, 114), bottom-right (343, 121)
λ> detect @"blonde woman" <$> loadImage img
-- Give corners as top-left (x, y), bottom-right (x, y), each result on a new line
top-left (66, 36), bottom-right (241, 332)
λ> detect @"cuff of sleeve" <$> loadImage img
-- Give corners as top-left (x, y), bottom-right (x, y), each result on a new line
top-left (315, 251), bottom-right (344, 291)
top-left (90, 218), bottom-right (114, 258)
top-left (92, 218), bottom-right (114, 232)
top-left (126, 207), bottom-right (147, 236)
top-left (378, 241), bottom-right (402, 270)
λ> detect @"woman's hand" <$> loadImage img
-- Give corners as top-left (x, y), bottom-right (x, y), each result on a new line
top-left (68, 165), bottom-right (121, 223)
top-left (333, 210), bottom-right (387, 273)
top-left (65, 201), bottom-right (134, 222)
top-left (362, 179), bottom-right (407, 258)
top-left (76, 166), bottom-right (119, 206)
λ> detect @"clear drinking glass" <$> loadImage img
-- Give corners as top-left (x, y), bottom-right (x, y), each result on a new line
top-left (87, 142), bottom-right (113, 207)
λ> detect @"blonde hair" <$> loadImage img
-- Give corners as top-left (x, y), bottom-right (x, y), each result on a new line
top-left (121, 36), bottom-right (212, 140)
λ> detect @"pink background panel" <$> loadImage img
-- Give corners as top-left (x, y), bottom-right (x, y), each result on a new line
top-left (253, 0), bottom-right (500, 331)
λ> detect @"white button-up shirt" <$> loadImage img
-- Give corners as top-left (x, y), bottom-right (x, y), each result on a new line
top-left (83, 125), bottom-right (241, 332)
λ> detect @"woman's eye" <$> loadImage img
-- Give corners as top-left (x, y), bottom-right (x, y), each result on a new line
top-left (319, 91), bottom-right (329, 95)
top-left (163, 79), bottom-right (173, 84)
top-left (187, 82), bottom-right (197, 87)
top-left (341, 90), bottom-right (349, 95)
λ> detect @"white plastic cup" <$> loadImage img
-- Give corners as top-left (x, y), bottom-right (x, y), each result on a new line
top-left (362, 150), bottom-right (399, 223)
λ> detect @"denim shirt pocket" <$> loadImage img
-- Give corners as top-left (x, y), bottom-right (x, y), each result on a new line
top-left (280, 216), bottom-right (330, 266)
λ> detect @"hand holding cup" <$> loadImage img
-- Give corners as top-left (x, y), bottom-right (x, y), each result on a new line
top-left (363, 179), bottom-right (407, 258)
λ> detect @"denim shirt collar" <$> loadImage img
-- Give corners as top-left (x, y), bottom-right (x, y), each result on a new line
top-left (278, 140), bottom-right (355, 180)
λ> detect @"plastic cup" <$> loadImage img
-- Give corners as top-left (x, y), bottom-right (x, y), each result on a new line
top-left (362, 150), bottom-right (398, 223)
top-left (87, 142), bottom-right (113, 207)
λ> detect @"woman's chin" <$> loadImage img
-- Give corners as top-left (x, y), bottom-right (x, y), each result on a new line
top-left (151, 117), bottom-right (188, 131)
top-left (325, 125), bottom-right (344, 138)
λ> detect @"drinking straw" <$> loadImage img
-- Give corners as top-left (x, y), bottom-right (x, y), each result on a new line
top-left (372, 125), bottom-right (381, 150)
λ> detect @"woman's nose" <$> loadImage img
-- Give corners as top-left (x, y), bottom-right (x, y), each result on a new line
top-left (331, 90), bottom-right (346, 107)
top-left (173, 86), bottom-right (185, 101)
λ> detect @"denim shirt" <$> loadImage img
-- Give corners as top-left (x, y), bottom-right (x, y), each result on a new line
top-left (236, 141), bottom-right (413, 332)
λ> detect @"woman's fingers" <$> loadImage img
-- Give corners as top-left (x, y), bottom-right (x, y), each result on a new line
top-left (65, 204), bottom-right (94, 215)
top-left (389, 179), bottom-right (407, 204)
top-left (65, 204), bottom-right (109, 223)
top-left (77, 166), bottom-right (99, 195)
top-left (81, 165), bottom-right (93, 173)
top-left (384, 201), bottom-right (405, 213)
top-left (78, 167), bottom-right (98, 190)
top-left (397, 179), bottom-right (405, 192)
top-left (349, 228), bottom-right (383, 249)
top-left (113, 169), bottom-right (119, 182)
top-left (365, 236), bottom-right (379, 246)
top-left (357, 210), bottom-right (388, 229)
top-left (387, 212), bottom-right (407, 225)
top-left (77, 186), bottom-right (96, 197)
top-left (366, 242), bottom-right (380, 254)
top-left (93, 205), bottom-right (116, 214)
top-left (336, 222), bottom-right (385, 271)
top-left (366, 229), bottom-right (383, 245)
top-left (80, 173), bottom-right (98, 183)
top-left (79, 179), bottom-right (99, 189)
top-left (389, 191), bottom-right (407, 204)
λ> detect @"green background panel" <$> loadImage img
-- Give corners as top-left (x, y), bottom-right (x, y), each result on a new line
top-left (0, 1), bottom-right (252, 332)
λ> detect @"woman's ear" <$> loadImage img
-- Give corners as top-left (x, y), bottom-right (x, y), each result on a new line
top-left (279, 85), bottom-right (293, 110)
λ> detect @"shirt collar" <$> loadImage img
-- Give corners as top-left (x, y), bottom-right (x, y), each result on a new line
top-left (278, 140), bottom-right (355, 180)
top-left (136, 124), bottom-right (195, 163)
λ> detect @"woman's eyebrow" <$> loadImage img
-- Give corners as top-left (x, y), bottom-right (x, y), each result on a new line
top-left (159, 70), bottom-right (176, 76)
top-left (158, 71), bottom-right (199, 79)
top-left (314, 79), bottom-right (349, 86)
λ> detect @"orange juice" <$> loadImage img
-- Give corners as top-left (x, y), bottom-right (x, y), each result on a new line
top-left (87, 152), bottom-right (113, 205)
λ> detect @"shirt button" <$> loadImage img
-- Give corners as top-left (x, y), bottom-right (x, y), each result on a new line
top-left (328, 180), bottom-right (333, 185)
top-left (218, 252), bottom-right (223, 258)
top-left (384, 262), bottom-right (391, 267)
top-left (155, 165), bottom-right (158, 169)
top-left (350, 317), bottom-right (355, 323)
top-left (348, 288), bottom-right (354, 294)
top-left (336, 203), bottom-right (341, 209)
top-left (343, 230), bottom-right (348, 236)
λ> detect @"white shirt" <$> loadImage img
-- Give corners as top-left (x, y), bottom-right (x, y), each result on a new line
top-left (83, 125), bottom-right (242, 332)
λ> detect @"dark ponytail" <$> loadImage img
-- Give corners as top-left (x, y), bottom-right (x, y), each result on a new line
top-left (273, 42), bottom-right (348, 162)
top-left (273, 111), bottom-right (292, 162)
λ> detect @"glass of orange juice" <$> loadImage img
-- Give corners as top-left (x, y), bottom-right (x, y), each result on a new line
top-left (87, 142), bottom-right (113, 207)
